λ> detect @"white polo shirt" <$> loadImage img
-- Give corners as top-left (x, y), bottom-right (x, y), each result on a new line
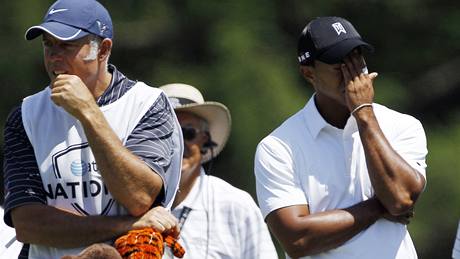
top-left (254, 95), bottom-right (427, 259)
top-left (453, 221), bottom-right (460, 258)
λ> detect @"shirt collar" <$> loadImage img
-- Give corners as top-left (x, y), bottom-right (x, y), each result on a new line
top-left (96, 64), bottom-right (136, 107)
top-left (303, 94), bottom-right (329, 139)
top-left (303, 94), bottom-right (359, 139)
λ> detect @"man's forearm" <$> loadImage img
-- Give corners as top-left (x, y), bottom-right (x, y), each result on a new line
top-left (355, 109), bottom-right (425, 215)
top-left (79, 109), bottom-right (162, 216)
top-left (12, 204), bottom-right (136, 248)
top-left (268, 198), bottom-right (384, 258)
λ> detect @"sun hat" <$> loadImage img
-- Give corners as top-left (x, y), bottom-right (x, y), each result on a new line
top-left (298, 16), bottom-right (374, 65)
top-left (160, 83), bottom-right (231, 164)
top-left (25, 0), bottom-right (113, 41)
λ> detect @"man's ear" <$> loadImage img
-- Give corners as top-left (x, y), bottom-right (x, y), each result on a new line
top-left (98, 38), bottom-right (112, 62)
top-left (299, 65), bottom-right (315, 85)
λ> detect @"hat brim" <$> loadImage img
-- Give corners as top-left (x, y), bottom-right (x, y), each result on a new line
top-left (318, 38), bottom-right (374, 64)
top-left (25, 21), bottom-right (89, 41)
top-left (175, 102), bottom-right (231, 164)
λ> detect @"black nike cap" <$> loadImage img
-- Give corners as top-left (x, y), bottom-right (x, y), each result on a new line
top-left (297, 16), bottom-right (374, 65)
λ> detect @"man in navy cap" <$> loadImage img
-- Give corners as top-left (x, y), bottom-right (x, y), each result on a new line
top-left (254, 16), bottom-right (428, 258)
top-left (2, 0), bottom-right (183, 258)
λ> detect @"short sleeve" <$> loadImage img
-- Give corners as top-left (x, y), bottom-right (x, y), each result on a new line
top-left (125, 93), bottom-right (177, 205)
top-left (391, 117), bottom-right (428, 180)
top-left (3, 106), bottom-right (47, 227)
top-left (254, 136), bottom-right (307, 219)
top-left (126, 93), bottom-right (174, 176)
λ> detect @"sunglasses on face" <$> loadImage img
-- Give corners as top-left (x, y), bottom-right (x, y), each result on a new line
top-left (181, 126), bottom-right (202, 141)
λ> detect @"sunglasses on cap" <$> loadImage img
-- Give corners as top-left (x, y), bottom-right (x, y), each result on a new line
top-left (181, 126), bottom-right (203, 141)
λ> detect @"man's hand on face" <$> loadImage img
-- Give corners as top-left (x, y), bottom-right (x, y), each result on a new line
top-left (340, 49), bottom-right (378, 114)
top-left (50, 74), bottom-right (98, 120)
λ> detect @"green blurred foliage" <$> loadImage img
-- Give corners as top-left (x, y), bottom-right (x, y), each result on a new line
top-left (1, 1), bottom-right (460, 258)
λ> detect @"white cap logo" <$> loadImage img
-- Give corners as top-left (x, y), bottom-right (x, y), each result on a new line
top-left (298, 52), bottom-right (310, 62)
top-left (97, 21), bottom-right (108, 34)
top-left (49, 8), bottom-right (68, 15)
top-left (332, 22), bottom-right (347, 35)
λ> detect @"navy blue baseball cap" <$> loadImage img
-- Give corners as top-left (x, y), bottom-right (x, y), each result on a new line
top-left (298, 16), bottom-right (374, 65)
top-left (25, 0), bottom-right (113, 41)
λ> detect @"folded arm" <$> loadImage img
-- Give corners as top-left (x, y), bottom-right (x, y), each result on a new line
top-left (78, 108), bottom-right (163, 216)
top-left (354, 109), bottom-right (426, 215)
top-left (11, 204), bottom-right (178, 248)
top-left (266, 198), bottom-right (385, 258)
top-left (341, 53), bottom-right (427, 216)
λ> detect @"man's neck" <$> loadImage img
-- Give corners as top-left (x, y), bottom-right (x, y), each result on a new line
top-left (90, 69), bottom-right (112, 99)
top-left (314, 94), bottom-right (350, 129)
top-left (172, 166), bottom-right (202, 209)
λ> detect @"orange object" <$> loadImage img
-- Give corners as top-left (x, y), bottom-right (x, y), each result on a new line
top-left (115, 228), bottom-right (185, 259)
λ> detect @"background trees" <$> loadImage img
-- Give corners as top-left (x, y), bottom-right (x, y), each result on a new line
top-left (1, 1), bottom-right (459, 258)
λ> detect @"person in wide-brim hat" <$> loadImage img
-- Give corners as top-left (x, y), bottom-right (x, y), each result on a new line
top-left (160, 83), bottom-right (278, 258)
top-left (160, 83), bottom-right (231, 163)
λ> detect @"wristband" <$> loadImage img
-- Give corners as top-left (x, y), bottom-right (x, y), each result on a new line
top-left (351, 103), bottom-right (373, 115)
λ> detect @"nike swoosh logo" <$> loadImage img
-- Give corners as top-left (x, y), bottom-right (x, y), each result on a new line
top-left (49, 8), bottom-right (68, 15)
